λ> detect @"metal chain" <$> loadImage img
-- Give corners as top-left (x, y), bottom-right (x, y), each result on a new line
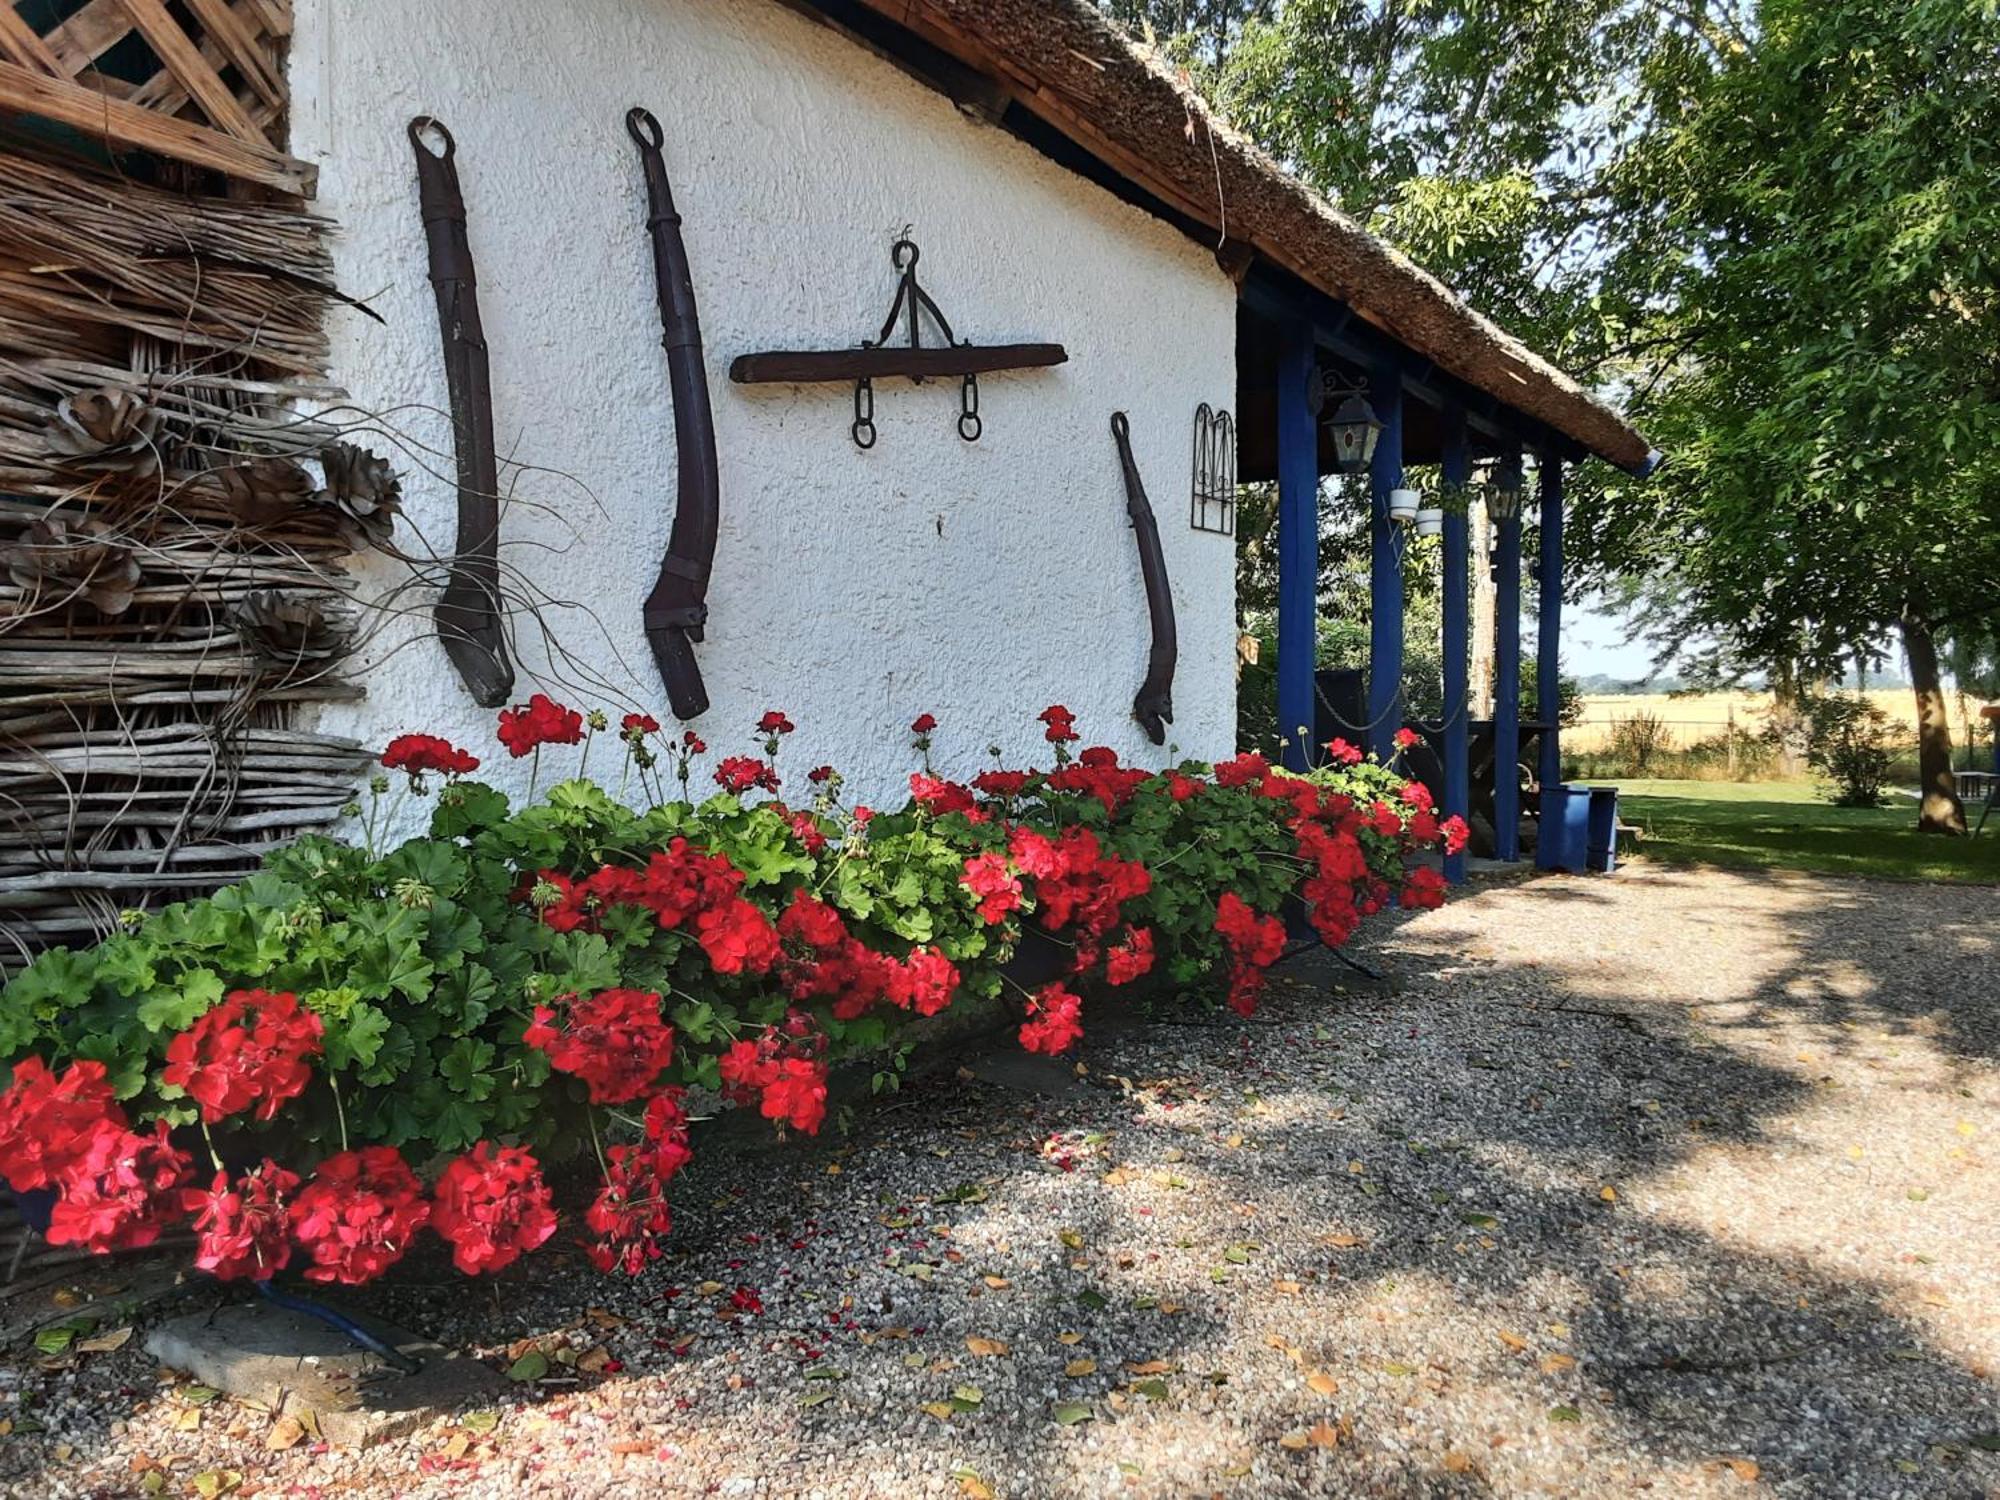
top-left (851, 377), bottom-right (876, 450)
top-left (957, 372), bottom-right (981, 442)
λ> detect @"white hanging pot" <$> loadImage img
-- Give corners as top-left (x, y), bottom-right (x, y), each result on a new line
top-left (1388, 487), bottom-right (1421, 525)
top-left (1414, 503), bottom-right (1445, 537)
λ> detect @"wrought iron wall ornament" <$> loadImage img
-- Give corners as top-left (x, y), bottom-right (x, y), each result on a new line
top-left (730, 237), bottom-right (1066, 449)
top-left (1191, 403), bottom-right (1235, 535)
top-left (409, 116), bottom-right (514, 708)
top-left (1112, 412), bottom-right (1177, 745)
top-left (627, 106), bottom-right (720, 723)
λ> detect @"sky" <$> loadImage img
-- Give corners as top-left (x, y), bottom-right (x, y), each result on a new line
top-left (1563, 592), bottom-right (1662, 680)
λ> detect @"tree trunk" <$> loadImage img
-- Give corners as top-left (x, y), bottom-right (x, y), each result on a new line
top-left (1470, 504), bottom-right (1496, 717)
top-left (1901, 614), bottom-right (1966, 835)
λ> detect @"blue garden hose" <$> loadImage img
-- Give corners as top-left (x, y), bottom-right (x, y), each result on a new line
top-left (253, 1280), bottom-right (423, 1374)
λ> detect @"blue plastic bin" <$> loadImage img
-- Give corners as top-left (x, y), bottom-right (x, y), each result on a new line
top-left (1586, 786), bottom-right (1620, 873)
top-left (1536, 784), bottom-right (1590, 871)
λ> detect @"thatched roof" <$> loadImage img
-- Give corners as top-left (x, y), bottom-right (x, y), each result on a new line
top-left (834, 0), bottom-right (1657, 472)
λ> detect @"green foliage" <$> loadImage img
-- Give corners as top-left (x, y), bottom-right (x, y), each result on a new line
top-left (1801, 692), bottom-right (1898, 808)
top-left (0, 756), bottom-right (1430, 1163)
top-left (1575, 0), bottom-right (2000, 691)
top-left (1607, 711), bottom-right (1672, 779)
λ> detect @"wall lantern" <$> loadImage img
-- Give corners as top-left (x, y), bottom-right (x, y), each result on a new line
top-left (1414, 497), bottom-right (1445, 537)
top-left (1307, 367), bottom-right (1384, 474)
top-left (1484, 457), bottom-right (1525, 522)
top-left (1326, 392), bottom-right (1384, 473)
top-left (1388, 486), bottom-right (1422, 526)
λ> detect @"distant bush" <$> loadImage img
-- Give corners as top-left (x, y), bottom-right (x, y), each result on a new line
top-left (1802, 692), bottom-right (1897, 807)
top-left (1608, 711), bottom-right (1672, 777)
top-left (1564, 721), bottom-right (1780, 783)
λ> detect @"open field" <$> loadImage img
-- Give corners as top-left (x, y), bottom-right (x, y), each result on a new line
top-left (1566, 690), bottom-right (1935, 752)
top-left (1610, 778), bottom-right (2000, 884)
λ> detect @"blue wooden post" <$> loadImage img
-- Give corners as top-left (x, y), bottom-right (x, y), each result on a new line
top-left (1366, 360), bottom-right (1405, 761)
top-left (1275, 320), bottom-right (1319, 772)
top-left (1440, 406), bottom-right (1471, 883)
top-left (1492, 451), bottom-right (1524, 862)
top-left (1536, 457), bottom-right (1565, 796)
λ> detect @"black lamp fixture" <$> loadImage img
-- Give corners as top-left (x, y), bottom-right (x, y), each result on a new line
top-left (1306, 365), bottom-right (1384, 474)
top-left (1485, 454), bottom-right (1525, 521)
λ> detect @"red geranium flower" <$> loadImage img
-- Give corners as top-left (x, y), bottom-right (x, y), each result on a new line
top-left (694, 896), bottom-right (781, 976)
top-left (1399, 865), bottom-right (1449, 911)
top-left (1037, 704), bottom-right (1079, 744)
top-left (1215, 892), bottom-right (1286, 1016)
top-left (1441, 814), bottom-right (1470, 855)
top-left (496, 694), bottom-right (584, 758)
top-left (45, 1118), bottom-right (189, 1254)
top-left (381, 733), bottom-right (479, 779)
top-left (807, 764), bottom-right (836, 784)
top-left (621, 713), bottom-right (661, 738)
top-left (682, 730), bottom-right (706, 753)
top-left (524, 989), bottom-right (676, 1105)
top-left (1324, 738), bottom-right (1364, 767)
top-left (910, 773), bottom-right (980, 818)
top-left (971, 769), bottom-right (1030, 799)
top-left (1007, 825), bottom-right (1149, 940)
top-left (1104, 927), bottom-right (1156, 987)
top-left (959, 851), bottom-right (1022, 925)
top-left (584, 1092), bottom-right (693, 1275)
top-left (0, 1057), bottom-right (123, 1192)
top-left (886, 946), bottom-right (959, 1018)
top-left (719, 1033), bottom-right (828, 1135)
top-left (290, 1146), bottom-right (430, 1285)
top-left (1395, 727), bottom-right (1421, 750)
top-left (1019, 983), bottom-right (1084, 1056)
top-left (1213, 752), bottom-right (1270, 788)
top-left (185, 1159), bottom-right (297, 1281)
top-left (757, 711), bottom-right (795, 735)
top-left (161, 989), bottom-right (324, 1125)
top-left (431, 1142), bottom-right (558, 1276)
top-left (641, 1090), bottom-right (695, 1183)
top-left (910, 713), bottom-right (937, 735)
top-left (715, 755), bottom-right (781, 795)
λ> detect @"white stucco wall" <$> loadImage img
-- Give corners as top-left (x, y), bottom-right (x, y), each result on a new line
top-left (288, 0), bottom-right (1238, 813)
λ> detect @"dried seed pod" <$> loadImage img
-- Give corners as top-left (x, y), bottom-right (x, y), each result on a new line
top-left (42, 388), bottom-right (164, 476)
top-left (231, 589), bottom-right (356, 664)
top-left (215, 457), bottom-right (316, 527)
top-left (0, 516), bottom-right (143, 616)
top-left (311, 443), bottom-right (403, 548)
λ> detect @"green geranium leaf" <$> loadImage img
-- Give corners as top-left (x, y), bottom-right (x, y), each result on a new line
top-left (324, 1001), bottom-right (391, 1071)
top-left (136, 968), bottom-right (222, 1034)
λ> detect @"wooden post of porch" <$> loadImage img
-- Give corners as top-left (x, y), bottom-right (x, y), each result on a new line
top-left (1492, 450), bottom-right (1524, 862)
top-left (1440, 405), bottom-right (1472, 883)
top-left (1366, 359), bottom-right (1405, 761)
top-left (1275, 320), bottom-right (1319, 772)
top-left (1536, 455), bottom-right (1566, 797)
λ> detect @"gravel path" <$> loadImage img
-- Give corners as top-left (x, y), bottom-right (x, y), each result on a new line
top-left (4, 863), bottom-right (1998, 1499)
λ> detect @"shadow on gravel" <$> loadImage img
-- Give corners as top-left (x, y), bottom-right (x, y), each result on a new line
top-left (13, 869), bottom-right (1996, 1498)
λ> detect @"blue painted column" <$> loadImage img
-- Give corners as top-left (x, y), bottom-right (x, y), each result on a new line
top-left (1366, 360), bottom-right (1405, 760)
top-left (1536, 456), bottom-right (1566, 795)
top-left (1440, 406), bottom-right (1471, 883)
top-left (1275, 319), bottom-right (1319, 772)
top-left (1492, 451), bottom-right (1524, 862)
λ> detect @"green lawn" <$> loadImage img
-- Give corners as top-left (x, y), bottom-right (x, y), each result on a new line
top-left (1599, 778), bottom-right (2000, 884)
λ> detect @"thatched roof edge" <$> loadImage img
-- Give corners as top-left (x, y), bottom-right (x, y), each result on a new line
top-left (844, 0), bottom-right (1657, 471)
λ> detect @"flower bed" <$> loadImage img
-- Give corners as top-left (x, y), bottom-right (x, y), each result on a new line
top-left (0, 705), bottom-right (1461, 1285)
